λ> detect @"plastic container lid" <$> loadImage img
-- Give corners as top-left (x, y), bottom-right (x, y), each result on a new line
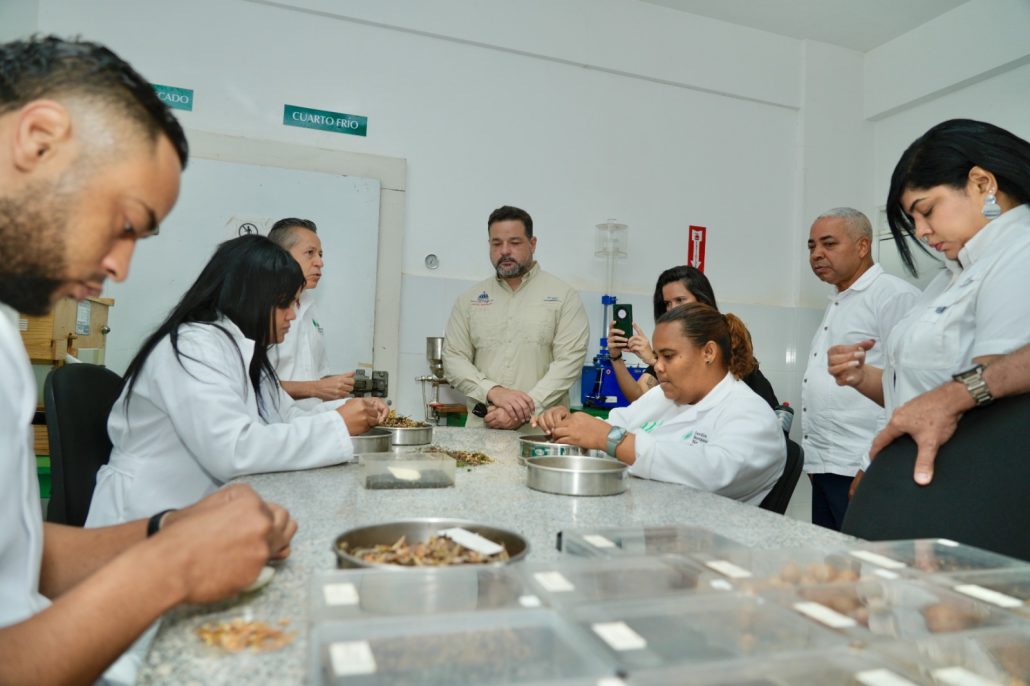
top-left (870, 627), bottom-right (1030, 685)
top-left (558, 525), bottom-right (746, 560)
top-left (844, 539), bottom-right (1028, 578)
top-left (361, 451), bottom-right (455, 490)
top-left (687, 545), bottom-right (881, 593)
top-left (926, 567), bottom-right (1030, 620)
top-left (626, 648), bottom-right (933, 685)
top-left (309, 608), bottom-right (619, 685)
top-left (763, 578), bottom-right (1021, 641)
top-left (309, 567), bottom-right (543, 623)
top-left (517, 556), bottom-right (721, 608)
top-left (567, 594), bottom-right (846, 672)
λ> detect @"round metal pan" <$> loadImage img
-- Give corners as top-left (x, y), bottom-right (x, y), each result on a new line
top-left (518, 434), bottom-right (606, 464)
top-left (382, 425), bottom-right (434, 446)
top-left (333, 518), bottom-right (529, 569)
top-left (351, 428), bottom-right (393, 453)
top-left (525, 455), bottom-right (628, 497)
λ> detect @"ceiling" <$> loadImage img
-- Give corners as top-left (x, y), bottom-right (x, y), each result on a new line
top-left (636, 0), bottom-right (970, 52)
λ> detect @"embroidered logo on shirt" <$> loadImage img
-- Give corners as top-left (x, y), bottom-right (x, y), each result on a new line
top-left (312, 318), bottom-right (325, 335)
top-left (544, 296), bottom-right (560, 302)
top-left (690, 431), bottom-right (709, 445)
top-left (640, 421), bottom-right (660, 433)
top-left (472, 291), bottom-right (493, 306)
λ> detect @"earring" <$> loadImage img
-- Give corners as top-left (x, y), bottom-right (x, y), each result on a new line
top-left (705, 358), bottom-right (712, 366)
top-left (982, 190), bottom-right (1002, 219)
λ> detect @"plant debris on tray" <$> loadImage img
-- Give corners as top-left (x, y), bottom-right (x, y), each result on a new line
top-left (426, 445), bottom-right (494, 467)
top-left (338, 534), bottom-right (509, 566)
top-left (381, 411), bottom-right (430, 428)
top-left (196, 618), bottom-right (295, 653)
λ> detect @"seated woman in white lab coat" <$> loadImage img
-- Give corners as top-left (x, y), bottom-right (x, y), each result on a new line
top-left (87, 235), bottom-right (388, 526)
top-left (534, 303), bottom-right (785, 505)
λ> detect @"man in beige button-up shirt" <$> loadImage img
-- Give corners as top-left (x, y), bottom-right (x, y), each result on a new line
top-left (444, 206), bottom-right (590, 431)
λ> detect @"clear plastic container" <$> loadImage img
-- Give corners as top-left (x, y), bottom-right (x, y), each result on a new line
top-left (687, 546), bottom-right (881, 593)
top-left (558, 525), bottom-right (746, 560)
top-left (764, 578), bottom-right (1021, 641)
top-left (927, 568), bottom-right (1030, 620)
top-left (309, 567), bottom-right (543, 623)
top-left (844, 539), bottom-right (1028, 578)
top-left (627, 648), bottom-right (932, 685)
top-left (517, 556), bottom-right (718, 608)
top-left (309, 608), bottom-right (618, 685)
top-left (567, 594), bottom-right (845, 672)
top-left (870, 627), bottom-right (1030, 685)
top-left (361, 451), bottom-right (455, 489)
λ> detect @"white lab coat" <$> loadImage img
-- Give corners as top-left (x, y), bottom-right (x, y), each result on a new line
top-left (87, 317), bottom-right (354, 526)
top-left (271, 290), bottom-right (341, 411)
top-left (609, 373), bottom-right (785, 505)
top-left (0, 305), bottom-right (50, 628)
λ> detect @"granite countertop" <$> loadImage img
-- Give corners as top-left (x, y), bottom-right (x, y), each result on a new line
top-left (138, 427), bottom-right (853, 685)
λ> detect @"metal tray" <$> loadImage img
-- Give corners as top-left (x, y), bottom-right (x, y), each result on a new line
top-left (518, 434), bottom-right (606, 464)
top-left (333, 518), bottom-right (529, 569)
top-left (351, 428), bottom-right (393, 453)
top-left (525, 455), bottom-right (627, 496)
top-left (382, 425), bottom-right (434, 446)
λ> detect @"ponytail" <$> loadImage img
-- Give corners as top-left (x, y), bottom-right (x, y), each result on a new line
top-left (656, 304), bottom-right (759, 380)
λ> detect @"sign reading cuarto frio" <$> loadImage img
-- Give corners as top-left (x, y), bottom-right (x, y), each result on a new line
top-left (283, 104), bottom-right (368, 137)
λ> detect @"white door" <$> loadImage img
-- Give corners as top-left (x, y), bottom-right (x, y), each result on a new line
top-left (102, 158), bottom-right (381, 376)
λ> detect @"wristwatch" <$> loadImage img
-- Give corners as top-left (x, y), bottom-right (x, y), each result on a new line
top-left (952, 364), bottom-right (993, 406)
top-left (606, 426), bottom-right (628, 457)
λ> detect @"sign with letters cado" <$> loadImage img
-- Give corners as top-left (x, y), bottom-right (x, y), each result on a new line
top-left (283, 104), bottom-right (367, 137)
top-left (152, 84), bottom-right (194, 112)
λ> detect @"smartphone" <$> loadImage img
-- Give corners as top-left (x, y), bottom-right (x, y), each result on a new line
top-left (613, 303), bottom-right (633, 339)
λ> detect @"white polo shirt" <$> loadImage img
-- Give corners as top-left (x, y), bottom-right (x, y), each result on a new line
top-left (862, 204), bottom-right (1030, 469)
top-left (0, 305), bottom-right (50, 628)
top-left (802, 264), bottom-right (919, 476)
top-left (271, 290), bottom-right (332, 411)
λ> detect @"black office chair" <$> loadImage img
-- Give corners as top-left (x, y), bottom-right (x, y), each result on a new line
top-left (759, 438), bottom-right (804, 514)
top-left (44, 363), bottom-right (123, 526)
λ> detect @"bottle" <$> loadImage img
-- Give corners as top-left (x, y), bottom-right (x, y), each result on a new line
top-left (774, 402), bottom-right (794, 434)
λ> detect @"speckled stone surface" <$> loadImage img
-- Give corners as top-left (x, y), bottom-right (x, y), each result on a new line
top-left (138, 427), bottom-right (853, 685)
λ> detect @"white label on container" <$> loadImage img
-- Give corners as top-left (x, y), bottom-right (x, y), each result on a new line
top-left (793, 601), bottom-right (858, 629)
top-left (533, 571), bottom-right (575, 593)
top-left (937, 538), bottom-right (960, 547)
top-left (75, 300), bottom-right (91, 335)
top-left (17, 318), bottom-right (27, 332)
top-left (855, 668), bottom-right (920, 686)
top-left (709, 579), bottom-right (733, 591)
top-left (932, 667), bottom-right (1003, 686)
top-left (329, 641), bottom-right (376, 676)
top-left (592, 621), bottom-right (647, 651)
top-left (438, 527), bottom-right (503, 556)
top-left (323, 582), bottom-right (359, 606)
top-left (704, 559), bottom-right (752, 579)
top-left (850, 550), bottom-right (907, 570)
top-left (953, 583), bottom-right (1023, 608)
top-left (387, 466), bottom-right (421, 481)
top-left (874, 568), bottom-right (900, 580)
top-left (584, 534), bottom-right (616, 549)
top-left (518, 594), bottom-right (541, 608)
top-left (597, 679), bottom-right (627, 686)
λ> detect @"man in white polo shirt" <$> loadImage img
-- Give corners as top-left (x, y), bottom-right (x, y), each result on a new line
top-left (268, 217), bottom-right (355, 410)
top-left (803, 207), bottom-right (919, 530)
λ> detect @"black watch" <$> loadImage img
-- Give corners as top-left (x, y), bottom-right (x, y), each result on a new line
top-left (147, 509), bottom-right (177, 537)
top-left (952, 364), bottom-right (993, 406)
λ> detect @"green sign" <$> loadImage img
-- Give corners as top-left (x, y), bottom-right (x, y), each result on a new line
top-left (283, 104), bottom-right (367, 137)
top-left (152, 84), bottom-right (193, 111)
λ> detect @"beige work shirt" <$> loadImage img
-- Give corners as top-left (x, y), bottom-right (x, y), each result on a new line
top-left (443, 263), bottom-right (590, 429)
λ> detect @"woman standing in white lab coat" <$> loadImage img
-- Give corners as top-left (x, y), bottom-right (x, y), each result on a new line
top-left (87, 235), bottom-right (387, 526)
top-left (535, 303), bottom-right (784, 505)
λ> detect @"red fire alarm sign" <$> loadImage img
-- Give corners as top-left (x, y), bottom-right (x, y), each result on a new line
top-left (688, 225), bottom-right (707, 272)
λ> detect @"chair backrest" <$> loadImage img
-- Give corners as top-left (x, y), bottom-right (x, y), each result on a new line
top-left (44, 363), bottom-right (123, 526)
top-left (759, 438), bottom-right (804, 514)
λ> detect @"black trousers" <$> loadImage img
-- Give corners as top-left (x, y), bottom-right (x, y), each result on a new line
top-left (842, 394), bottom-right (1030, 562)
top-left (810, 472), bottom-right (853, 531)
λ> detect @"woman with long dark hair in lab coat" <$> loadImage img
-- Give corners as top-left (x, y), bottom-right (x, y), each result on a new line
top-left (87, 235), bottom-right (388, 526)
top-left (535, 303), bottom-right (785, 505)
